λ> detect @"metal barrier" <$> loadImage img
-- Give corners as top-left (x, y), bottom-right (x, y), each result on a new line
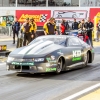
top-left (0, 26), bottom-right (12, 36)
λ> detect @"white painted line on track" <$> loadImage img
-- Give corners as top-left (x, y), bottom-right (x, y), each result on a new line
top-left (62, 83), bottom-right (100, 100)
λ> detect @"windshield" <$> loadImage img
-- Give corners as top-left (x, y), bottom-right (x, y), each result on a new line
top-left (29, 36), bottom-right (66, 45)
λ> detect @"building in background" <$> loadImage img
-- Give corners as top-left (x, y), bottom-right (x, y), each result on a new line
top-left (80, 0), bottom-right (100, 7)
top-left (0, 0), bottom-right (79, 7)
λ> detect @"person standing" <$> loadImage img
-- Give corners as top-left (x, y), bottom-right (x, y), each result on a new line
top-left (96, 20), bottom-right (100, 42)
top-left (12, 17), bottom-right (20, 44)
top-left (78, 19), bottom-right (85, 30)
top-left (64, 20), bottom-right (69, 31)
top-left (29, 18), bottom-right (37, 41)
top-left (43, 17), bottom-right (58, 35)
top-left (72, 18), bottom-right (79, 30)
top-left (84, 17), bottom-right (94, 46)
top-left (60, 19), bottom-right (66, 35)
top-left (21, 18), bottom-right (33, 46)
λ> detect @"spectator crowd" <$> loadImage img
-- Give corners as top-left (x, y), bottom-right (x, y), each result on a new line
top-left (11, 16), bottom-right (100, 48)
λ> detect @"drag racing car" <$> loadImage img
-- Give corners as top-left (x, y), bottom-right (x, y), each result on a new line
top-left (6, 35), bottom-right (94, 74)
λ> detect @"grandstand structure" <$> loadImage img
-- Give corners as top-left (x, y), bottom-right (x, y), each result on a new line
top-left (0, 0), bottom-right (79, 7)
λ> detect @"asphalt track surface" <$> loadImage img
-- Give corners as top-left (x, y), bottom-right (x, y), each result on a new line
top-left (0, 40), bottom-right (100, 100)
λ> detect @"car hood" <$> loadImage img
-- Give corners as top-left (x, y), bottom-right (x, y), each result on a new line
top-left (9, 40), bottom-right (63, 57)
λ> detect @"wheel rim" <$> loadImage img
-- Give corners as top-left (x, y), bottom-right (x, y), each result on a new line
top-left (84, 52), bottom-right (89, 65)
top-left (57, 59), bottom-right (62, 72)
top-left (84, 53), bottom-right (87, 63)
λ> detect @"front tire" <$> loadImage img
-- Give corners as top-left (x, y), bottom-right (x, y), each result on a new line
top-left (56, 58), bottom-right (63, 74)
top-left (84, 52), bottom-right (89, 67)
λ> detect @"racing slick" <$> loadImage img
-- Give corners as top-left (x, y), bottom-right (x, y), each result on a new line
top-left (43, 17), bottom-right (58, 35)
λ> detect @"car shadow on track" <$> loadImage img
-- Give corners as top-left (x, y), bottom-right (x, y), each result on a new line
top-left (5, 63), bottom-right (100, 82)
top-left (15, 64), bottom-right (93, 77)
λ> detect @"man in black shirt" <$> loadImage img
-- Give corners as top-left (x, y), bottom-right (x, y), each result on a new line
top-left (12, 17), bottom-right (20, 44)
top-left (84, 17), bottom-right (94, 47)
top-left (72, 18), bottom-right (79, 30)
top-left (43, 17), bottom-right (58, 35)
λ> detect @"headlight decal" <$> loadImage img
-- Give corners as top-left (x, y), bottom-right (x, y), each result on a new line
top-left (7, 57), bottom-right (14, 62)
top-left (11, 62), bottom-right (34, 66)
top-left (46, 68), bottom-right (56, 72)
top-left (34, 58), bottom-right (44, 62)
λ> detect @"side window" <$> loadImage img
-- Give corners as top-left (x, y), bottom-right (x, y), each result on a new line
top-left (68, 37), bottom-right (81, 46)
top-left (78, 38), bottom-right (88, 46)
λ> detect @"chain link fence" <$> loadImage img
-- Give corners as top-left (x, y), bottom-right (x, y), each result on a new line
top-left (0, 26), bottom-right (12, 36)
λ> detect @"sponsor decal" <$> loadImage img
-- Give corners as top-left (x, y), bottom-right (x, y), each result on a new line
top-left (16, 10), bottom-right (51, 26)
top-left (46, 68), bottom-right (56, 72)
top-left (53, 10), bottom-right (87, 19)
top-left (72, 50), bottom-right (82, 61)
top-left (46, 57), bottom-right (51, 62)
top-left (53, 10), bottom-right (88, 26)
top-left (11, 62), bottom-right (34, 66)
top-left (0, 45), bottom-right (7, 51)
top-left (46, 57), bottom-right (57, 63)
top-left (72, 57), bottom-right (81, 61)
top-left (90, 8), bottom-right (100, 23)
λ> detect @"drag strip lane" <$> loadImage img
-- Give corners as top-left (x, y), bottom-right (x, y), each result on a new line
top-left (0, 52), bottom-right (100, 100)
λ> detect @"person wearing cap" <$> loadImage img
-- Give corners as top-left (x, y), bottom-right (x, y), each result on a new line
top-left (60, 19), bottom-right (66, 35)
top-left (78, 19), bottom-right (85, 30)
top-left (72, 18), bottom-right (79, 30)
top-left (96, 20), bottom-right (100, 42)
top-left (29, 17), bottom-right (37, 41)
top-left (84, 17), bottom-right (94, 46)
top-left (21, 18), bottom-right (33, 46)
top-left (43, 17), bottom-right (58, 35)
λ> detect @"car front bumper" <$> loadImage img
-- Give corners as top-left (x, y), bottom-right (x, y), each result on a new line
top-left (6, 61), bottom-right (57, 73)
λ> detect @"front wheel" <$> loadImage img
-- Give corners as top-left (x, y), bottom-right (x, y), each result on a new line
top-left (84, 52), bottom-right (89, 67)
top-left (56, 58), bottom-right (63, 74)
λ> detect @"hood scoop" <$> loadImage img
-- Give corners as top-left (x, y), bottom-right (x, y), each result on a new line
top-left (27, 41), bottom-right (54, 55)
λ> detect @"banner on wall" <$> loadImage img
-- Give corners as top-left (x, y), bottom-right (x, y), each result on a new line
top-left (53, 10), bottom-right (88, 26)
top-left (90, 8), bottom-right (100, 23)
top-left (53, 10), bottom-right (88, 19)
top-left (16, 10), bottom-right (51, 26)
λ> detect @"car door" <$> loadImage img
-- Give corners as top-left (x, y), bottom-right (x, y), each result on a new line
top-left (66, 37), bottom-right (84, 68)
